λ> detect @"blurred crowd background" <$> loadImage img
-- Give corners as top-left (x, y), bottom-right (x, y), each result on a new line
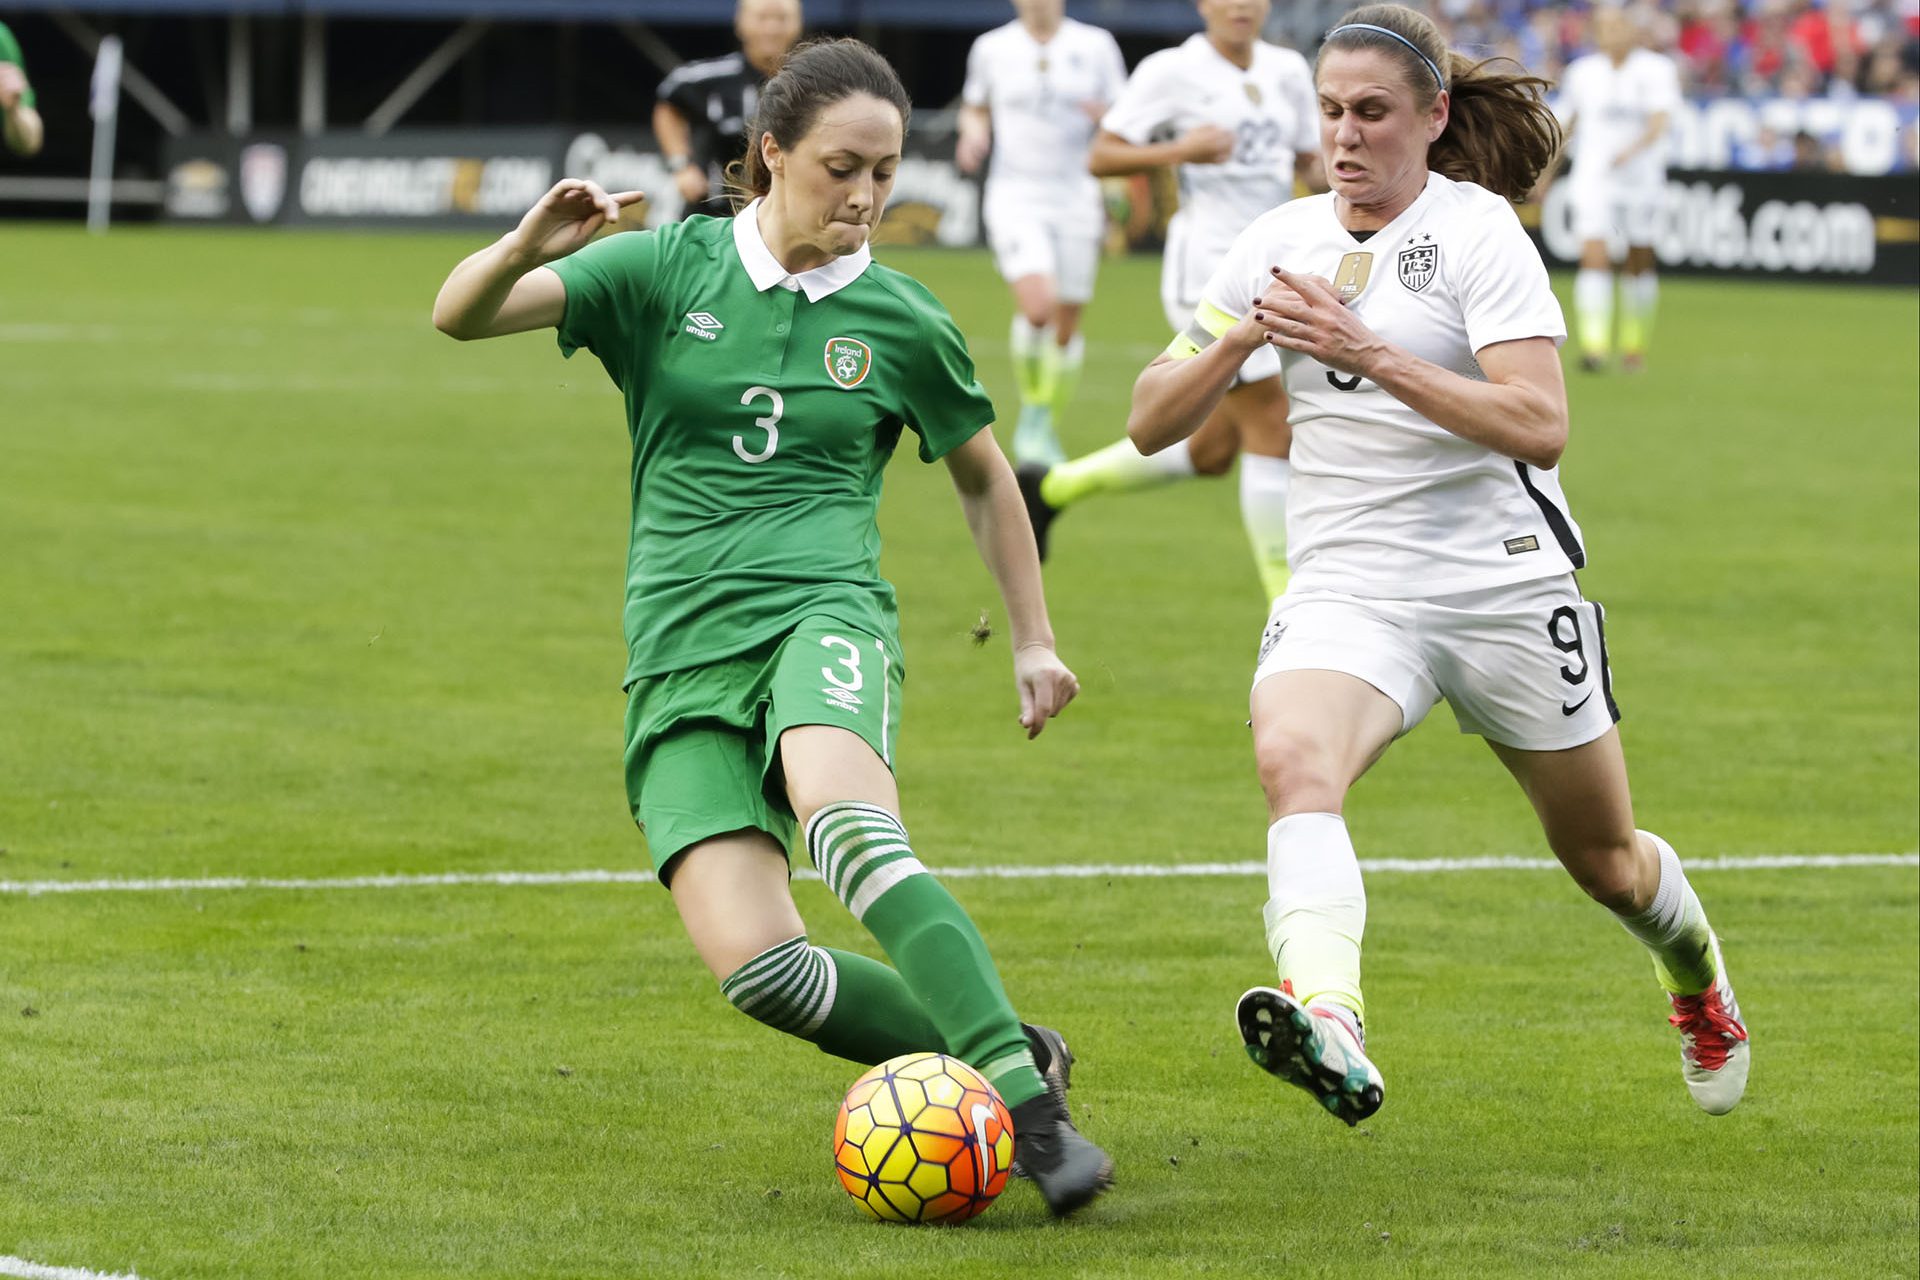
top-left (1269, 0), bottom-right (1920, 100)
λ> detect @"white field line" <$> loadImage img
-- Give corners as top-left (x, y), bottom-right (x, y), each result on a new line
top-left (0, 1256), bottom-right (145, 1280)
top-left (0, 853), bottom-right (1912, 898)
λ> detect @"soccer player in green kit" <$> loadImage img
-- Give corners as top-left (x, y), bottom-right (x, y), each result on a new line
top-left (433, 38), bottom-right (1113, 1215)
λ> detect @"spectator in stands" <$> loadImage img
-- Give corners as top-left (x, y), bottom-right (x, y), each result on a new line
top-left (1790, 126), bottom-right (1837, 164)
top-left (0, 18), bottom-right (44, 158)
top-left (653, 0), bottom-right (803, 217)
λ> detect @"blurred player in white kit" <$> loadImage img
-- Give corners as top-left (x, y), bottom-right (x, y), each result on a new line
top-left (958, 0), bottom-right (1128, 465)
top-left (1556, 5), bottom-right (1681, 372)
top-left (1016, 0), bottom-right (1324, 605)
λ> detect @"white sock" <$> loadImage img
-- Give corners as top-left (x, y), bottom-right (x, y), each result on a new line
top-left (1615, 830), bottom-right (1716, 995)
top-left (1262, 811), bottom-right (1367, 1024)
top-left (1622, 272), bottom-right (1657, 315)
top-left (1239, 454), bottom-right (1291, 603)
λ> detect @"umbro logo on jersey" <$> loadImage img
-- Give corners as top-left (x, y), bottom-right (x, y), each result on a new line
top-left (1397, 235), bottom-right (1439, 292)
top-left (684, 311), bottom-right (724, 340)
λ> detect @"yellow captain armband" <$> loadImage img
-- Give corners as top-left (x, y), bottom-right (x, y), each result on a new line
top-left (1159, 300), bottom-right (1243, 360)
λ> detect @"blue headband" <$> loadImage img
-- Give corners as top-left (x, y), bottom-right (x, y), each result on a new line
top-left (1326, 22), bottom-right (1446, 90)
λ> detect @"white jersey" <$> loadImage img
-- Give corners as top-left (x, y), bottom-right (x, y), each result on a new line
top-left (963, 18), bottom-right (1127, 210)
top-left (1101, 34), bottom-right (1319, 313)
top-left (1200, 172), bottom-right (1583, 599)
top-left (1559, 49), bottom-right (1682, 188)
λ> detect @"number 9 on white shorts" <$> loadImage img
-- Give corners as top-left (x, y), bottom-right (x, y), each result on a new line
top-left (1252, 574), bottom-right (1621, 751)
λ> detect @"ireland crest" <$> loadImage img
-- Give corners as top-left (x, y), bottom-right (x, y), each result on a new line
top-left (824, 336), bottom-right (873, 389)
top-left (1396, 236), bottom-right (1438, 293)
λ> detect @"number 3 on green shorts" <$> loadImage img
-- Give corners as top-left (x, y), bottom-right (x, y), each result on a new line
top-left (770, 616), bottom-right (905, 769)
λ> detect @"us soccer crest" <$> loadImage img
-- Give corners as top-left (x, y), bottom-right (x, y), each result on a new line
top-left (825, 336), bottom-right (872, 389)
top-left (1396, 235), bottom-right (1438, 293)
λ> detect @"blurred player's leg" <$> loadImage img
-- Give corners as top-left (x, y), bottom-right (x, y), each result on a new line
top-left (1018, 406), bottom-right (1235, 561)
top-left (1574, 248), bottom-right (1615, 372)
top-left (1572, 180), bottom-right (1618, 371)
top-left (1490, 732), bottom-right (1749, 1114)
top-left (1009, 306), bottom-right (1063, 465)
top-left (1618, 245), bottom-right (1659, 372)
top-left (1046, 228), bottom-right (1100, 431)
top-left (1234, 375), bottom-right (1293, 604)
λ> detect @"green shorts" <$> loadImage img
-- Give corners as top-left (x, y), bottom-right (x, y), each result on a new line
top-left (623, 614), bottom-right (904, 882)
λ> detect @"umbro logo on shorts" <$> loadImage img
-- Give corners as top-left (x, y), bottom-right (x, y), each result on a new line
top-left (823, 686), bottom-right (863, 711)
top-left (684, 311), bottom-right (724, 340)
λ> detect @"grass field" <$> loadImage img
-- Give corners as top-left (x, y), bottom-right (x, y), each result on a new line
top-left (1, 225), bottom-right (1915, 1279)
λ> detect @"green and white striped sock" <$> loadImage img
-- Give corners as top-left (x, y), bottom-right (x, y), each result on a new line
top-left (721, 935), bottom-right (947, 1064)
top-left (806, 802), bottom-right (1046, 1106)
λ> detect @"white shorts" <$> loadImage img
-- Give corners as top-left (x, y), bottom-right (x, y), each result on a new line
top-left (1251, 574), bottom-right (1620, 751)
top-left (1570, 172), bottom-right (1667, 247)
top-left (1161, 214), bottom-right (1281, 384)
top-left (983, 186), bottom-right (1104, 304)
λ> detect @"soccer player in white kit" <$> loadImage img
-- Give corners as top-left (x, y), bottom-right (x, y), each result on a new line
top-left (1128, 4), bottom-right (1750, 1126)
top-left (958, 1), bottom-right (1128, 466)
top-left (1017, 0), bottom-right (1323, 605)
top-left (1556, 6), bottom-right (1682, 372)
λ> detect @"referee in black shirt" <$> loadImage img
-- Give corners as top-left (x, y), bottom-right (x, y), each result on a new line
top-left (653, 0), bottom-right (804, 218)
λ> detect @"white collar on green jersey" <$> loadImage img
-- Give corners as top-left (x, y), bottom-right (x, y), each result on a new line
top-left (732, 198), bottom-right (873, 302)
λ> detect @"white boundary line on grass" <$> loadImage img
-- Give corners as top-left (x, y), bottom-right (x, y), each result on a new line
top-left (0, 1257), bottom-right (145, 1280)
top-left (0, 853), bottom-right (1912, 898)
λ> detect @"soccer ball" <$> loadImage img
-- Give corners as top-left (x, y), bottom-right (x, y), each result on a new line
top-left (832, 1052), bottom-right (1014, 1224)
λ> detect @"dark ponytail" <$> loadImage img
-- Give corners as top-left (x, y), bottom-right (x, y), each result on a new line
top-left (1321, 4), bottom-right (1561, 202)
top-left (725, 37), bottom-right (913, 211)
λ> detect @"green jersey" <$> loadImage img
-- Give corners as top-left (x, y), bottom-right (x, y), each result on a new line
top-left (0, 22), bottom-right (34, 109)
top-left (548, 206), bottom-right (996, 685)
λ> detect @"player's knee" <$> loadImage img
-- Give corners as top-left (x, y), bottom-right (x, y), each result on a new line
top-left (1564, 842), bottom-right (1647, 914)
top-left (1253, 725), bottom-right (1347, 815)
top-left (1189, 436), bottom-right (1237, 475)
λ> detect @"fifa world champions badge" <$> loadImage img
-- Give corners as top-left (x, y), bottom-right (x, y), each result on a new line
top-left (825, 336), bottom-right (873, 389)
top-left (1334, 252), bottom-right (1374, 302)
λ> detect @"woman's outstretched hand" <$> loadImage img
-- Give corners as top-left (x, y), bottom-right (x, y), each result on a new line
top-left (509, 179), bottom-right (647, 265)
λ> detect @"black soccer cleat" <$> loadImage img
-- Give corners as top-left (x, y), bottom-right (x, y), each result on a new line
top-left (1023, 1022), bottom-right (1074, 1106)
top-left (1008, 1092), bottom-right (1113, 1218)
top-left (1011, 1023), bottom-right (1076, 1179)
top-left (1014, 462), bottom-right (1061, 562)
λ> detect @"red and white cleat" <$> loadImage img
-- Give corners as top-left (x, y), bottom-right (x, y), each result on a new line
top-left (1668, 932), bottom-right (1750, 1115)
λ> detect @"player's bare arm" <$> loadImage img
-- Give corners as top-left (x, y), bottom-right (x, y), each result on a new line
top-left (433, 179), bottom-right (644, 340)
top-left (1125, 308), bottom-right (1266, 454)
top-left (652, 100), bottom-right (710, 204)
top-left (943, 427), bottom-right (1078, 738)
top-left (955, 103), bottom-right (992, 175)
top-left (1612, 110), bottom-right (1670, 169)
top-left (1254, 267), bottom-right (1567, 468)
top-left (1087, 125), bottom-right (1233, 176)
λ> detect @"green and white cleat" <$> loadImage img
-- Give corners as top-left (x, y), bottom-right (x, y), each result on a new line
top-left (1237, 985), bottom-right (1383, 1126)
top-left (1011, 404), bottom-right (1065, 468)
top-left (1667, 932), bottom-right (1749, 1115)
